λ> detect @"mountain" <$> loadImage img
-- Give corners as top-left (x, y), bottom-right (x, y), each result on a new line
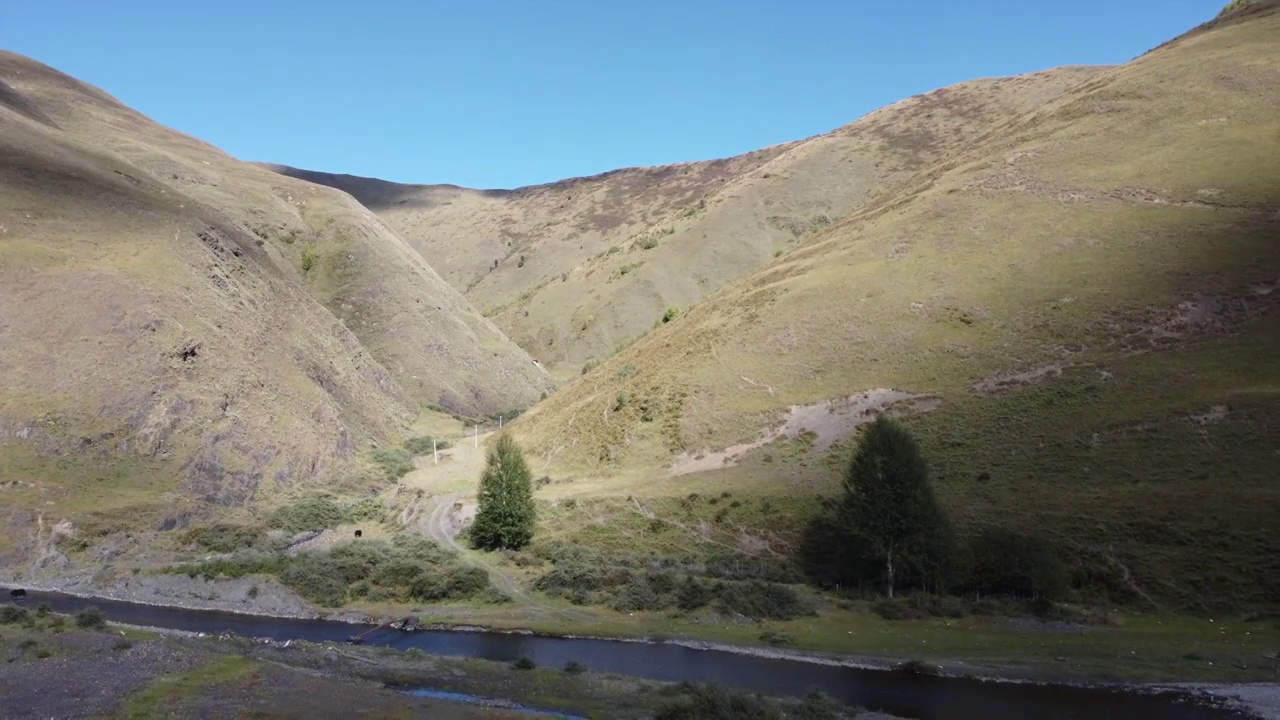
top-left (503, 1), bottom-right (1280, 611)
top-left (265, 66), bottom-right (1106, 375)
top-left (0, 50), bottom-right (553, 539)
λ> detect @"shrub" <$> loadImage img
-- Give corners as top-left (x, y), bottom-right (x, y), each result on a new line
top-left (268, 496), bottom-right (348, 534)
top-left (512, 656), bottom-right (536, 670)
top-left (35, 603), bottom-right (51, 618)
top-left (564, 660), bottom-right (587, 674)
top-left (184, 523), bottom-right (266, 553)
top-left (75, 606), bottom-right (106, 629)
top-left (677, 576), bottom-right (712, 611)
top-left (300, 246), bottom-right (317, 272)
top-left (962, 525), bottom-right (1068, 602)
top-left (371, 448), bottom-right (415, 479)
top-left (0, 605), bottom-right (29, 624)
top-left (404, 436), bottom-right (450, 456)
top-left (714, 580), bottom-right (810, 621)
top-left (654, 682), bottom-right (786, 720)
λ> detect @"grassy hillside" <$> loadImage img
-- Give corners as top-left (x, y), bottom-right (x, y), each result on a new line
top-left (506, 2), bottom-right (1280, 613)
top-left (266, 66), bottom-right (1101, 376)
top-left (0, 51), bottom-right (552, 557)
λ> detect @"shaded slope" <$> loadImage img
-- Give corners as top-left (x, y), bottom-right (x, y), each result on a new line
top-left (0, 51), bottom-right (552, 540)
top-left (267, 66), bottom-right (1102, 373)
top-left (509, 5), bottom-right (1280, 611)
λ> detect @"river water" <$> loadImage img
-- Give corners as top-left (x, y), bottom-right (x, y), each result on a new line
top-left (4, 588), bottom-right (1256, 720)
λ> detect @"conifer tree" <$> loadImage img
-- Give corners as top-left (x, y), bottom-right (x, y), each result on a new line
top-left (469, 433), bottom-right (536, 550)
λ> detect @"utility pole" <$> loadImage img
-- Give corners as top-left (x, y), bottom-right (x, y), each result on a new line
top-left (432, 438), bottom-right (438, 465)
top-left (499, 414), bottom-right (503, 429)
top-left (473, 424), bottom-right (478, 448)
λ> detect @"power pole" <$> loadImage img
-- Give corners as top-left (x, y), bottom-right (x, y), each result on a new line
top-left (473, 424), bottom-right (478, 448)
top-left (432, 438), bottom-right (438, 465)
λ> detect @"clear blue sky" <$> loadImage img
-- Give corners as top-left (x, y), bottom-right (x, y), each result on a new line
top-left (3, 0), bottom-right (1223, 189)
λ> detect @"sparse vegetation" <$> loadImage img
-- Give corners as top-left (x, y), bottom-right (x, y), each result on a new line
top-left (371, 448), bottom-right (415, 479)
top-left (74, 606), bottom-right (106, 629)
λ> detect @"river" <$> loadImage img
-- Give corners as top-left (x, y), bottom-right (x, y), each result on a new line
top-left (4, 588), bottom-right (1258, 720)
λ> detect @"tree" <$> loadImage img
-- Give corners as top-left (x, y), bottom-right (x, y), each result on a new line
top-left (469, 433), bottom-right (536, 550)
top-left (836, 417), bottom-right (953, 598)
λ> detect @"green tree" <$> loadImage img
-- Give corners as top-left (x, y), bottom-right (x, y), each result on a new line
top-left (469, 434), bottom-right (536, 550)
top-left (834, 417), bottom-right (953, 598)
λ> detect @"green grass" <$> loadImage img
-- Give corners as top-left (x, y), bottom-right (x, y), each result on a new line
top-left (116, 655), bottom-right (262, 718)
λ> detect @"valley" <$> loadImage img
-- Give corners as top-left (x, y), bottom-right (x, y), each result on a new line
top-left (0, 1), bottom-right (1277, 717)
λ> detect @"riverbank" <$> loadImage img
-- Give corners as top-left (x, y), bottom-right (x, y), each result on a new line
top-left (5, 579), bottom-right (1278, 719)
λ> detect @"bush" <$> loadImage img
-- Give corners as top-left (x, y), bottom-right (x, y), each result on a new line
top-left (677, 577), bottom-right (712, 611)
top-left (403, 436), bottom-right (449, 456)
top-left (0, 605), bottom-right (29, 624)
top-left (654, 683), bottom-right (786, 720)
top-left (371, 448), bottom-right (415, 479)
top-left (512, 656), bottom-right (536, 670)
top-left (564, 660), bottom-right (587, 674)
top-left (75, 606), bottom-right (106, 629)
top-left (268, 496), bottom-right (348, 534)
top-left (962, 525), bottom-right (1068, 602)
top-left (714, 581), bottom-right (810, 621)
top-left (184, 523), bottom-right (267, 553)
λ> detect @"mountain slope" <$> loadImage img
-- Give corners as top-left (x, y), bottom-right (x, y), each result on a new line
top-left (0, 51), bottom-right (552, 540)
top-left (266, 65), bottom-right (1102, 374)
top-left (508, 3), bottom-right (1280, 611)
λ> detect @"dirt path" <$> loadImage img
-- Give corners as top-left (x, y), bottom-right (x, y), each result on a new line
top-left (395, 433), bottom-right (595, 624)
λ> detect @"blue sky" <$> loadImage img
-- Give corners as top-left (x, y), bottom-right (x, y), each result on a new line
top-left (4, 1), bottom-right (1223, 189)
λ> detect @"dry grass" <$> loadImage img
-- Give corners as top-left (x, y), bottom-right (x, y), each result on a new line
top-left (267, 69), bottom-right (1101, 376)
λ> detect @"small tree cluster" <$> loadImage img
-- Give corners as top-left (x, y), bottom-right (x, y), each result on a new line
top-left (469, 434), bottom-right (537, 551)
top-left (802, 417), bottom-right (1070, 604)
top-left (802, 417), bottom-right (954, 598)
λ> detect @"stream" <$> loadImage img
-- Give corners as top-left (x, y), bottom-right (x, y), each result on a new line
top-left (3, 588), bottom-right (1258, 720)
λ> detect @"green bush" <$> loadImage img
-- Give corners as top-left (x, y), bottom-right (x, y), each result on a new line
top-left (403, 436), bottom-right (450, 456)
top-left (677, 577), bottom-right (712, 611)
top-left (962, 525), bottom-right (1069, 602)
top-left (75, 606), bottom-right (106, 629)
top-left (512, 656), bottom-right (536, 670)
top-left (714, 580), bottom-right (810, 621)
top-left (371, 448), bottom-right (415, 479)
top-left (183, 523), bottom-right (267, 553)
top-left (268, 496), bottom-right (349, 534)
top-left (0, 605), bottom-right (29, 624)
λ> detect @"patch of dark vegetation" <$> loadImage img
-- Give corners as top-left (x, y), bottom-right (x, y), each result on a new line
top-left (371, 448), bottom-right (414, 479)
top-left (183, 523), bottom-right (270, 553)
top-left (654, 682), bottom-right (850, 719)
top-left (0, 604), bottom-right (30, 624)
top-left (533, 546), bottom-right (812, 620)
top-left (404, 436), bottom-right (451, 456)
top-left (263, 495), bottom-right (383, 534)
top-left (74, 606), bottom-right (106, 629)
top-left (168, 535), bottom-right (498, 608)
top-left (801, 417), bottom-right (1073, 612)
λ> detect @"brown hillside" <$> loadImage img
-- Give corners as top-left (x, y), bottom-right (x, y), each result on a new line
top-left (0, 50), bottom-right (552, 538)
top-left (267, 66), bottom-right (1102, 374)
